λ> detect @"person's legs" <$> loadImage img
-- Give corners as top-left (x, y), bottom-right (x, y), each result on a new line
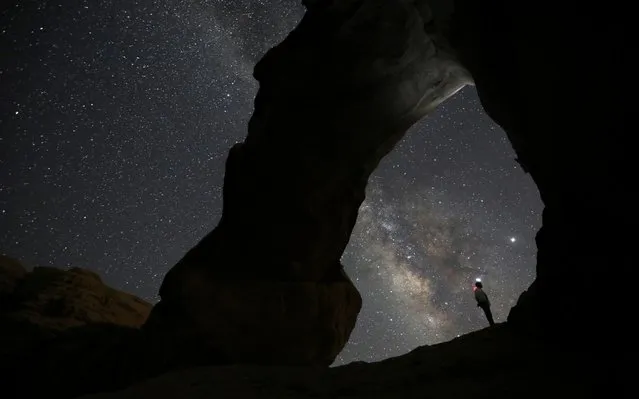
top-left (480, 303), bottom-right (495, 326)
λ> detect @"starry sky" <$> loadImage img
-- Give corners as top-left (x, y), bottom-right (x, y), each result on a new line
top-left (0, 1), bottom-right (542, 365)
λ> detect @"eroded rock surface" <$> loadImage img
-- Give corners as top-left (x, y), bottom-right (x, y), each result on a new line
top-left (0, 255), bottom-right (151, 332)
top-left (144, 0), bottom-right (470, 367)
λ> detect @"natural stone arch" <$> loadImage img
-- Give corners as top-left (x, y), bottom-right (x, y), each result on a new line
top-left (144, 0), bottom-right (469, 366)
top-left (143, 0), bottom-right (631, 367)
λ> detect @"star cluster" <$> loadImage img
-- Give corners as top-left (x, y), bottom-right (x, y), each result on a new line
top-left (0, 1), bottom-right (542, 365)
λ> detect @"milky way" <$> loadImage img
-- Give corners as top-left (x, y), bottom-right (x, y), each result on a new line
top-left (0, 1), bottom-right (542, 365)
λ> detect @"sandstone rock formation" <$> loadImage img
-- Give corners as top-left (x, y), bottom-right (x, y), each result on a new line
top-left (0, 255), bottom-right (151, 331)
top-left (144, 0), bottom-right (471, 367)
top-left (0, 256), bottom-right (154, 398)
top-left (1, 0), bottom-right (632, 397)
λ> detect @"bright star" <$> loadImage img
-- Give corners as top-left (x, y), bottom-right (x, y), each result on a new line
top-left (510, 237), bottom-right (516, 243)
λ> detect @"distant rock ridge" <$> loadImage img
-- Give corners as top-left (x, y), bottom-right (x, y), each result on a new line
top-left (0, 255), bottom-right (151, 356)
top-left (0, 254), bottom-right (151, 329)
top-left (0, 254), bottom-right (588, 399)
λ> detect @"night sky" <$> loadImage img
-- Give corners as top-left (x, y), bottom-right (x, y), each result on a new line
top-left (0, 1), bottom-right (542, 364)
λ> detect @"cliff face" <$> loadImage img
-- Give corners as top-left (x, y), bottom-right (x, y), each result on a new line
top-left (79, 324), bottom-right (585, 399)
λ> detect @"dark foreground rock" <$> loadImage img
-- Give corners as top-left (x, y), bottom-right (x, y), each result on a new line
top-left (79, 325), bottom-right (586, 399)
top-left (142, 0), bottom-right (634, 376)
top-left (0, 257), bottom-right (156, 398)
top-left (0, 255), bottom-right (151, 357)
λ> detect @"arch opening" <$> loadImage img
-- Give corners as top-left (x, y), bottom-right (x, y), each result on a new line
top-left (337, 86), bottom-right (542, 364)
top-left (144, 0), bottom-right (544, 366)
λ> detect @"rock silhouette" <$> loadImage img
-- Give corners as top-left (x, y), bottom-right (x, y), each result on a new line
top-left (0, 255), bottom-right (151, 356)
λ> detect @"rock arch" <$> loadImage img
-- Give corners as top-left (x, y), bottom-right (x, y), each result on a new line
top-left (144, 0), bottom-right (631, 366)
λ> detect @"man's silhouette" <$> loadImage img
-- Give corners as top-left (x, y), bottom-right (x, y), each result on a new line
top-left (473, 281), bottom-right (495, 326)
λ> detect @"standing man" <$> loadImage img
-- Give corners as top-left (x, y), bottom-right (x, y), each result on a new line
top-left (473, 279), bottom-right (495, 326)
